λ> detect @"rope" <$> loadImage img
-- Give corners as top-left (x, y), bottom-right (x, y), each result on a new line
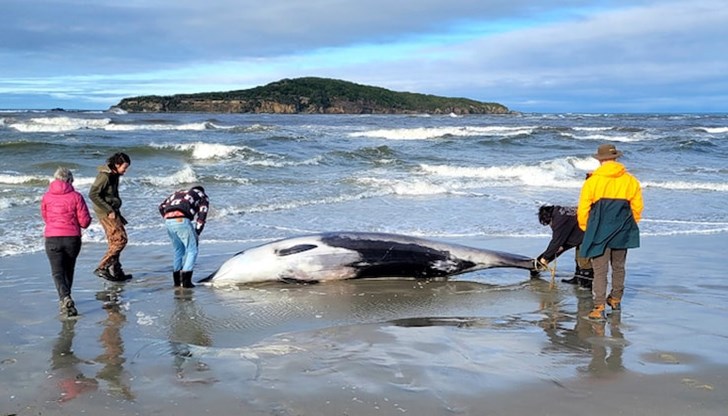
top-left (548, 259), bottom-right (557, 289)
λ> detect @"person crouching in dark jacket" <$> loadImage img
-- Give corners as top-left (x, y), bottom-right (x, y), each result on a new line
top-left (536, 204), bottom-right (593, 289)
top-left (158, 186), bottom-right (210, 288)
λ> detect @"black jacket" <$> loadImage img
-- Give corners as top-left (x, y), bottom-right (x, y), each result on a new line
top-left (538, 206), bottom-right (584, 262)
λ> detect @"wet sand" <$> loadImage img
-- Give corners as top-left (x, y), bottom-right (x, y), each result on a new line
top-left (1, 234), bottom-right (727, 415)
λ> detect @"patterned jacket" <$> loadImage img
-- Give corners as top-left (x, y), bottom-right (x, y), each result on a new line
top-left (158, 187), bottom-right (210, 234)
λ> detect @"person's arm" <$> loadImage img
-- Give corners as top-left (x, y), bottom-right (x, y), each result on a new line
top-left (88, 173), bottom-right (113, 216)
top-left (629, 176), bottom-right (643, 223)
top-left (195, 194), bottom-right (209, 235)
top-left (76, 193), bottom-right (92, 229)
top-left (158, 195), bottom-right (170, 217)
top-left (40, 195), bottom-right (48, 223)
top-left (538, 212), bottom-right (572, 262)
top-left (577, 181), bottom-right (593, 231)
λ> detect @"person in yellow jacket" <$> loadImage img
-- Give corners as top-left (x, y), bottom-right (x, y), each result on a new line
top-left (577, 144), bottom-right (643, 321)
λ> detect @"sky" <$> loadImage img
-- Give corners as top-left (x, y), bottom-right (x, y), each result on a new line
top-left (1, 0), bottom-right (726, 113)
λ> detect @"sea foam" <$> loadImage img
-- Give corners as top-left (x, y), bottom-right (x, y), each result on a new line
top-left (5, 116), bottom-right (227, 133)
top-left (644, 180), bottom-right (728, 192)
top-left (697, 127), bottom-right (728, 134)
top-left (149, 142), bottom-right (246, 159)
top-left (6, 116), bottom-right (112, 132)
top-left (140, 166), bottom-right (199, 187)
top-left (349, 126), bottom-right (534, 140)
top-left (418, 161), bottom-right (587, 188)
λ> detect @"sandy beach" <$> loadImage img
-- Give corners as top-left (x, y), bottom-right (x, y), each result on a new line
top-left (1, 232), bottom-right (727, 415)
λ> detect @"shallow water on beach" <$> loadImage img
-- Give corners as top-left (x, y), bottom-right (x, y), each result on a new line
top-left (2, 112), bottom-right (728, 257)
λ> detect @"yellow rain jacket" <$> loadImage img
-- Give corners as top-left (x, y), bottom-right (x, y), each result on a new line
top-left (577, 160), bottom-right (643, 258)
top-left (578, 161), bottom-right (643, 230)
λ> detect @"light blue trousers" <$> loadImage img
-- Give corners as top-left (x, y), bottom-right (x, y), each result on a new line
top-left (165, 218), bottom-right (198, 272)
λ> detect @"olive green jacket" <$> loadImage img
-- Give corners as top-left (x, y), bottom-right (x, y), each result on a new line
top-left (88, 165), bottom-right (122, 218)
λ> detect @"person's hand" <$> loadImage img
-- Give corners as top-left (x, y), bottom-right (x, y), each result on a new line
top-left (537, 257), bottom-right (550, 270)
top-left (108, 211), bottom-right (116, 219)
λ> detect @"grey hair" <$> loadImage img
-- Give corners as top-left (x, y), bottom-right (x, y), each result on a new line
top-left (53, 167), bottom-right (74, 183)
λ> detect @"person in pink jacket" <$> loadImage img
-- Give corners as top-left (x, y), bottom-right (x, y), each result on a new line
top-left (41, 167), bottom-right (92, 318)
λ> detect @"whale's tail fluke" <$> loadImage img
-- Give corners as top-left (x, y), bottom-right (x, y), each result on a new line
top-left (470, 249), bottom-right (539, 273)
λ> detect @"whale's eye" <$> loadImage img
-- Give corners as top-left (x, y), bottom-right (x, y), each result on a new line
top-left (275, 244), bottom-right (317, 256)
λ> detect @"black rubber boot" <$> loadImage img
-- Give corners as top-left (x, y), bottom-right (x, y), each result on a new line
top-left (563, 265), bottom-right (583, 284)
top-left (94, 266), bottom-right (115, 281)
top-left (578, 269), bottom-right (593, 290)
top-left (173, 270), bottom-right (181, 287)
top-left (561, 268), bottom-right (580, 284)
top-left (181, 270), bottom-right (195, 288)
top-left (110, 262), bottom-right (133, 281)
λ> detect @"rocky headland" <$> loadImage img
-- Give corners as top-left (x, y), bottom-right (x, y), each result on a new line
top-left (113, 77), bottom-right (511, 115)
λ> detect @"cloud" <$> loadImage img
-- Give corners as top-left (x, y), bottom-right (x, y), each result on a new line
top-left (2, 1), bottom-right (593, 71)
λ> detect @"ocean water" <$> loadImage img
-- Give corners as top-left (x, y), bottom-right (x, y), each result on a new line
top-left (2, 111), bottom-right (728, 414)
top-left (1, 111), bottom-right (727, 258)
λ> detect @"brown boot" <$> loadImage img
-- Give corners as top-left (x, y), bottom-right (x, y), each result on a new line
top-left (586, 304), bottom-right (606, 321)
top-left (606, 295), bottom-right (621, 310)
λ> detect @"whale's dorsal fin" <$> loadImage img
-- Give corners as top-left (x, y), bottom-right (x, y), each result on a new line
top-left (276, 244), bottom-right (317, 257)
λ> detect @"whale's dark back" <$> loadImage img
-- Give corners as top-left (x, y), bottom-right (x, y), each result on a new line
top-left (321, 233), bottom-right (477, 279)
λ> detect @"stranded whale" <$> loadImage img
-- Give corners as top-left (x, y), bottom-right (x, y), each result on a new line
top-left (200, 231), bottom-right (538, 286)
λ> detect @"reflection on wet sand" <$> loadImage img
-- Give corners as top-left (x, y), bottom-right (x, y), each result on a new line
top-left (534, 281), bottom-right (626, 377)
top-left (168, 289), bottom-right (214, 384)
top-left (51, 319), bottom-right (98, 403)
top-left (95, 286), bottom-right (134, 400)
top-left (583, 312), bottom-right (625, 377)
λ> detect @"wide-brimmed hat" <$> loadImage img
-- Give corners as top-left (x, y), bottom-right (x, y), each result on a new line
top-left (593, 144), bottom-right (623, 161)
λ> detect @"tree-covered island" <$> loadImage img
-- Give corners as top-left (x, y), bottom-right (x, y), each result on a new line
top-left (113, 77), bottom-right (511, 115)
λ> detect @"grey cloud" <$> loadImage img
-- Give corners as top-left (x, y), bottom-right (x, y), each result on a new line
top-left (1, 0), bottom-right (639, 76)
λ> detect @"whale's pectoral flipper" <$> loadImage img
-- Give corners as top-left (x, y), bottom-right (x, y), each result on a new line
top-left (276, 244), bottom-right (318, 257)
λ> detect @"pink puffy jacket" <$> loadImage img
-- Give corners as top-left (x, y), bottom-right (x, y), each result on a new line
top-left (41, 180), bottom-right (92, 237)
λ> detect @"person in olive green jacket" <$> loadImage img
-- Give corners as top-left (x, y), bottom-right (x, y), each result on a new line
top-left (89, 152), bottom-right (132, 282)
top-left (577, 144), bottom-right (643, 321)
